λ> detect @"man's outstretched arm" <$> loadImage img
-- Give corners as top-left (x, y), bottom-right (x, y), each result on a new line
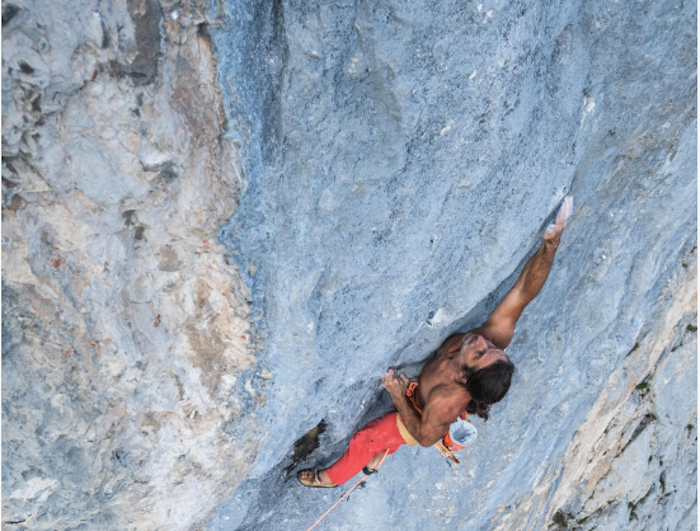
top-left (471, 196), bottom-right (573, 350)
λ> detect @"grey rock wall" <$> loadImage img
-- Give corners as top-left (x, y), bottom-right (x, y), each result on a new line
top-left (2, 0), bottom-right (255, 529)
top-left (208, 0), bottom-right (696, 529)
top-left (1, 0), bottom-right (695, 530)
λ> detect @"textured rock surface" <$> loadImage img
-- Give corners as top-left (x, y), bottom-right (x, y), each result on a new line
top-left (2, 0), bottom-right (256, 529)
top-left (2, 0), bottom-right (696, 530)
top-left (208, 0), bottom-right (696, 530)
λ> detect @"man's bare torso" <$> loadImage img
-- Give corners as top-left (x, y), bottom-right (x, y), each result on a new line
top-left (414, 333), bottom-right (470, 420)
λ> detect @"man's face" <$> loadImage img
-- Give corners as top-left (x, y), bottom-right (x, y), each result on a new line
top-left (460, 333), bottom-right (508, 371)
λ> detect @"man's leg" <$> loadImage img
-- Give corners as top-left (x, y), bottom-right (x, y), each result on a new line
top-left (322, 411), bottom-right (407, 486)
top-left (364, 451), bottom-right (387, 471)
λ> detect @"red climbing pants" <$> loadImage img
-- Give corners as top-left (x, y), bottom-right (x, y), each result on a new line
top-left (325, 411), bottom-right (414, 486)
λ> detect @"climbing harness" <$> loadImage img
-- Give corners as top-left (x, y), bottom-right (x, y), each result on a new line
top-left (305, 448), bottom-right (390, 531)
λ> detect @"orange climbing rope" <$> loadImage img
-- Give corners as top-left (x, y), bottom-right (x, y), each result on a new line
top-left (305, 448), bottom-right (391, 531)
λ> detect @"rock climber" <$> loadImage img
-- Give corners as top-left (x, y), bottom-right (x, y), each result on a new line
top-left (298, 196), bottom-right (574, 488)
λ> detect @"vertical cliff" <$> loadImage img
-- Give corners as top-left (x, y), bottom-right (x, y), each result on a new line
top-left (209, 0), bottom-right (696, 529)
top-left (2, 0), bottom-right (696, 530)
top-left (2, 0), bottom-right (257, 529)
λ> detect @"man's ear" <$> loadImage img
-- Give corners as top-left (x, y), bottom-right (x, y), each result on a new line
top-left (460, 364), bottom-right (476, 385)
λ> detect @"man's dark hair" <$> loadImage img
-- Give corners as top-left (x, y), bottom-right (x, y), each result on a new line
top-left (460, 359), bottom-right (515, 421)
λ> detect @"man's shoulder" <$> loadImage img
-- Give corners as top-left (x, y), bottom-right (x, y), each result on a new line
top-left (437, 333), bottom-right (465, 354)
top-left (442, 332), bottom-right (466, 344)
top-left (425, 384), bottom-right (469, 419)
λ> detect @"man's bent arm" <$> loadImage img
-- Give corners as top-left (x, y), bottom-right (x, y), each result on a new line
top-left (390, 392), bottom-right (452, 447)
top-left (382, 369), bottom-right (450, 447)
top-left (390, 392), bottom-right (426, 443)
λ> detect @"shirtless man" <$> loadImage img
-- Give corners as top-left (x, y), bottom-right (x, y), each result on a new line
top-left (298, 197), bottom-right (573, 488)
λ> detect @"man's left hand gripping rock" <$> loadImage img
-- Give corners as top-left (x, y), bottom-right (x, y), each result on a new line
top-left (382, 367), bottom-right (409, 398)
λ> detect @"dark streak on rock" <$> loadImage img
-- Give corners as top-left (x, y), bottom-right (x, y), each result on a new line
top-left (625, 341), bottom-right (641, 358)
top-left (125, 0), bottom-right (163, 86)
top-left (159, 162), bottom-right (179, 182)
top-left (2, 4), bottom-right (19, 26)
top-left (18, 61), bottom-right (34, 74)
top-left (283, 419), bottom-right (327, 474)
top-left (112, 449), bottom-right (130, 469)
top-left (616, 413), bottom-right (657, 459)
top-left (171, 371), bottom-right (185, 400)
top-left (2, 176), bottom-right (19, 188)
top-left (131, 93), bottom-right (144, 116)
top-left (122, 210), bottom-right (136, 226)
top-left (5, 518), bottom-right (28, 525)
top-left (552, 510), bottom-right (574, 528)
top-left (101, 19), bottom-right (111, 49)
top-left (197, 22), bottom-right (211, 42)
top-left (7, 193), bottom-right (27, 212)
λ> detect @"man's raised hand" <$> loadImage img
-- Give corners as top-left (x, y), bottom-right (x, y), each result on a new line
top-left (543, 196), bottom-right (573, 247)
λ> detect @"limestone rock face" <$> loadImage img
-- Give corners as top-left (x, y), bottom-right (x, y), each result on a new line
top-left (2, 0), bottom-right (256, 529)
top-left (2, 0), bottom-right (696, 530)
top-left (207, 0), bottom-right (696, 530)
